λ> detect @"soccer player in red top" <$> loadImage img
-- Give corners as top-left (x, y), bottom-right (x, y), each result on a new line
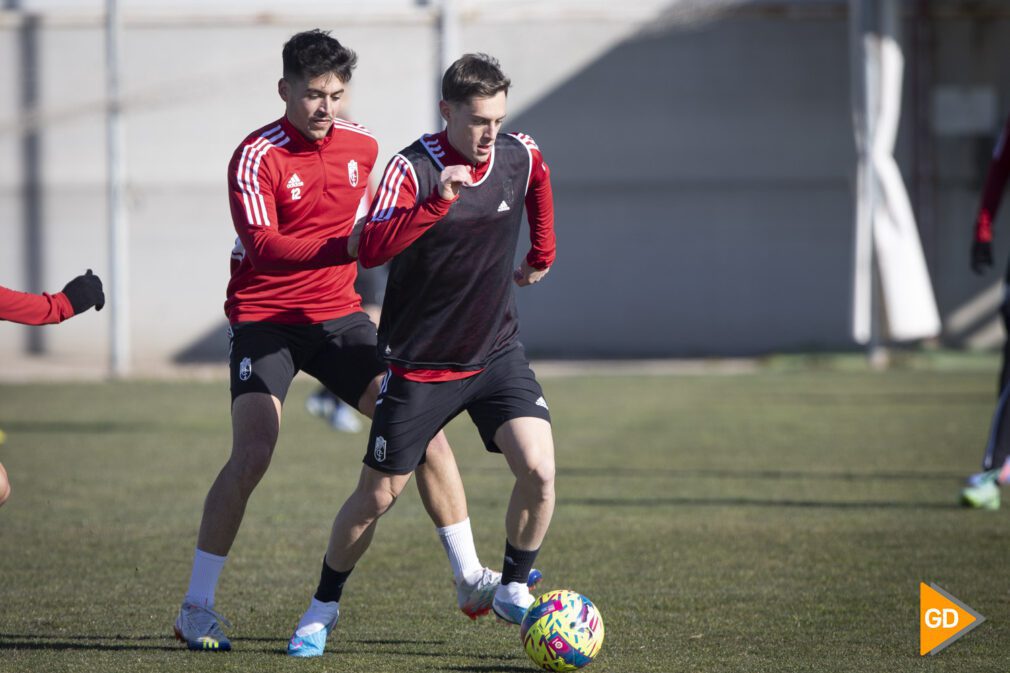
top-left (287, 53), bottom-right (557, 657)
top-left (173, 31), bottom-right (500, 653)
top-left (961, 112), bottom-right (1010, 509)
top-left (0, 269), bottom-right (105, 508)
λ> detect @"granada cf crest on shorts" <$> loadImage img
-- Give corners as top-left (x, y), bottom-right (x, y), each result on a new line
top-left (347, 159), bottom-right (359, 187)
top-left (239, 357), bottom-right (252, 381)
top-left (373, 435), bottom-right (387, 463)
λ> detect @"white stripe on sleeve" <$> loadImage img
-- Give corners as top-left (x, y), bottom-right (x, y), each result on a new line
top-left (235, 126), bottom-right (288, 228)
top-left (372, 155), bottom-right (415, 222)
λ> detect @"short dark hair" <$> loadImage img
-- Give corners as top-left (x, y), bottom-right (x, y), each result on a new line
top-left (441, 53), bottom-right (510, 104)
top-left (282, 29), bottom-right (357, 83)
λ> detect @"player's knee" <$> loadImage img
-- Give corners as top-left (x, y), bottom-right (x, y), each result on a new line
top-left (354, 478), bottom-right (403, 519)
top-left (533, 461), bottom-right (556, 500)
top-left (518, 450), bottom-right (555, 500)
top-left (228, 442), bottom-right (274, 490)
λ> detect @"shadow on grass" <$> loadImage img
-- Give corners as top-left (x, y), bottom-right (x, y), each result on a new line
top-left (0, 634), bottom-right (166, 641)
top-left (255, 638), bottom-right (453, 658)
top-left (0, 638), bottom-right (289, 656)
top-left (0, 633), bottom-right (452, 656)
top-left (566, 496), bottom-right (961, 510)
top-left (559, 466), bottom-right (965, 482)
top-left (437, 650), bottom-right (528, 672)
top-left (346, 638), bottom-right (447, 646)
top-left (0, 640), bottom-right (179, 653)
top-left (444, 662), bottom-right (533, 666)
top-left (216, 637), bottom-right (455, 659)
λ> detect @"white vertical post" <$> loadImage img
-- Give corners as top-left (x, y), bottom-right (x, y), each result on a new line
top-left (849, 0), bottom-right (941, 351)
top-left (436, 0), bottom-right (461, 128)
top-left (106, 0), bottom-right (130, 377)
top-left (871, 0), bottom-right (941, 343)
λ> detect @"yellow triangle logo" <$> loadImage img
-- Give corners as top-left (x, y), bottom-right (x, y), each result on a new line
top-left (920, 583), bottom-right (985, 655)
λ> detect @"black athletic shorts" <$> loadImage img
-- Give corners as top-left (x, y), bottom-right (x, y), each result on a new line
top-left (364, 345), bottom-right (552, 475)
top-left (228, 312), bottom-right (385, 407)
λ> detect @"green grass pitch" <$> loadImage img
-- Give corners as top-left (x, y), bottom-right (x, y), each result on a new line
top-left (0, 361), bottom-right (1006, 672)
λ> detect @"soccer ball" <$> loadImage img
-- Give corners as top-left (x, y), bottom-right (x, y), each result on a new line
top-left (520, 590), bottom-right (604, 671)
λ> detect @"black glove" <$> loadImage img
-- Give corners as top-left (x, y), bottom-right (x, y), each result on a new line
top-left (61, 269), bottom-right (105, 315)
top-left (971, 240), bottom-right (994, 275)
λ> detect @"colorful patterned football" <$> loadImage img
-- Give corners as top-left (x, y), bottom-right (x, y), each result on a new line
top-left (520, 590), bottom-right (604, 671)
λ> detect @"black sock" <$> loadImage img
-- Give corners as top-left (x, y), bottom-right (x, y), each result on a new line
top-left (501, 539), bottom-right (539, 586)
top-left (314, 557), bottom-right (353, 604)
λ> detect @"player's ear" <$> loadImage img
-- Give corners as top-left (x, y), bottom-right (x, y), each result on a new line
top-left (438, 100), bottom-right (451, 124)
top-left (278, 78), bottom-right (290, 103)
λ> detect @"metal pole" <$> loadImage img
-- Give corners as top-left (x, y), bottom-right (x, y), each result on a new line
top-left (437, 0), bottom-right (461, 128)
top-left (866, 0), bottom-right (883, 362)
top-left (849, 0), bottom-right (875, 346)
top-left (910, 0), bottom-right (935, 275)
top-left (106, 0), bottom-right (130, 377)
top-left (15, 6), bottom-right (45, 354)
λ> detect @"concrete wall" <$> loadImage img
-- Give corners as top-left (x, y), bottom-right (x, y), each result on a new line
top-left (511, 12), bottom-right (858, 356)
top-left (1, 1), bottom-right (1009, 372)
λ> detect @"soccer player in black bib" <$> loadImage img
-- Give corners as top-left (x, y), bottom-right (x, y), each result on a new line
top-left (287, 53), bottom-right (558, 656)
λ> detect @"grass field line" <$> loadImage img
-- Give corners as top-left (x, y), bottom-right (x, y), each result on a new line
top-left (1, 349), bottom-right (1001, 383)
top-left (0, 356), bottom-right (761, 382)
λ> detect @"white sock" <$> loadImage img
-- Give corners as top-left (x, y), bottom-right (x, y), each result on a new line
top-left (495, 580), bottom-right (532, 603)
top-left (295, 597), bottom-right (339, 637)
top-left (184, 548), bottom-right (227, 607)
top-left (437, 517), bottom-right (483, 581)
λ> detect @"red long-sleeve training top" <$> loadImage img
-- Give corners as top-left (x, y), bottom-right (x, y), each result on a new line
top-left (0, 286), bottom-right (75, 325)
top-left (225, 116), bottom-right (377, 323)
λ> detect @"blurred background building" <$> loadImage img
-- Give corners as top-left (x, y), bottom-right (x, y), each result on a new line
top-left (0, 0), bottom-right (1007, 374)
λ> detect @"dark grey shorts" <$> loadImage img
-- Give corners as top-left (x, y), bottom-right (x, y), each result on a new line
top-left (228, 312), bottom-right (385, 408)
top-left (363, 346), bottom-right (552, 475)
